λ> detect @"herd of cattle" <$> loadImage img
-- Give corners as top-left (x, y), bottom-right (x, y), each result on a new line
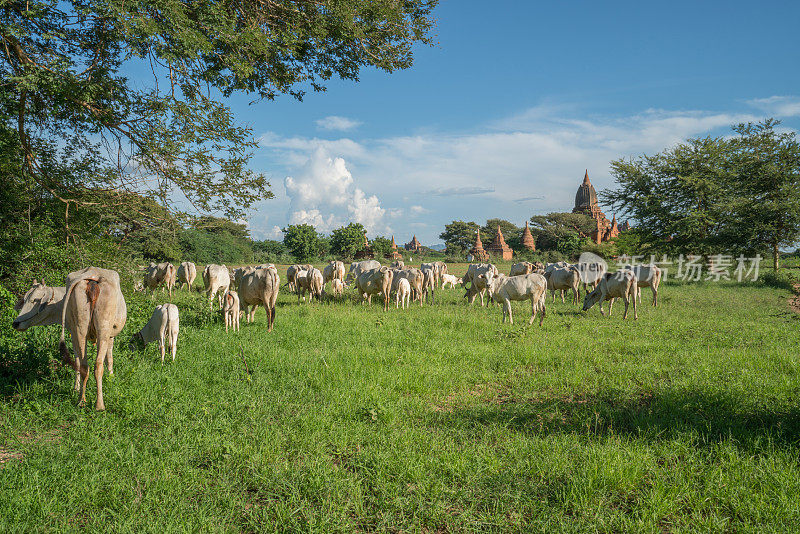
top-left (10, 259), bottom-right (662, 411)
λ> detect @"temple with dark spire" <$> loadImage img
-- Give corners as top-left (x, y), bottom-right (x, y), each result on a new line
top-left (404, 235), bottom-right (423, 253)
top-left (388, 235), bottom-right (403, 260)
top-left (521, 220), bottom-right (535, 251)
top-left (572, 170), bottom-right (619, 244)
top-left (485, 225), bottom-right (513, 260)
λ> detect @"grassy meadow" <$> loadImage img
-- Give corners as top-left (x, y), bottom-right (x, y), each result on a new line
top-left (1, 263), bottom-right (800, 532)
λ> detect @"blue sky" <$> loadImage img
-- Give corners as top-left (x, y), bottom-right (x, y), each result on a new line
top-left (225, 0), bottom-right (800, 244)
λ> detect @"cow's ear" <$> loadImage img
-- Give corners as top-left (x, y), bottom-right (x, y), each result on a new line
top-left (32, 278), bottom-right (37, 285)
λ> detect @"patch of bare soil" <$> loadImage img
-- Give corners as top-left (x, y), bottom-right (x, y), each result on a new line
top-left (790, 283), bottom-right (800, 313)
top-left (0, 426), bottom-right (66, 468)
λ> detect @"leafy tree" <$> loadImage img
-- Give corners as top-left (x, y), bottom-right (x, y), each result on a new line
top-left (725, 120), bottom-right (800, 270)
top-left (1, 0), bottom-right (438, 226)
top-left (440, 220), bottom-right (480, 255)
top-left (283, 224), bottom-right (320, 262)
top-left (252, 239), bottom-right (290, 262)
top-left (371, 236), bottom-right (393, 258)
top-left (330, 223), bottom-right (367, 259)
top-left (556, 234), bottom-right (583, 257)
top-left (481, 219), bottom-right (521, 250)
top-left (191, 216), bottom-right (250, 240)
top-left (529, 213), bottom-right (596, 251)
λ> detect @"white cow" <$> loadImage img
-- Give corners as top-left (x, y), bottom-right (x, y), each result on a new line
top-left (203, 264), bottom-right (231, 310)
top-left (481, 272), bottom-right (548, 325)
top-left (239, 266), bottom-right (280, 331)
top-left (396, 278), bottom-right (411, 309)
top-left (13, 280), bottom-right (66, 331)
top-left (298, 267), bottom-right (324, 302)
top-left (323, 261), bottom-right (346, 285)
top-left (329, 278), bottom-right (345, 299)
top-left (144, 262), bottom-right (176, 297)
top-left (390, 260), bottom-right (405, 270)
top-left (392, 268), bottom-right (424, 304)
top-left (462, 263), bottom-right (499, 306)
top-left (355, 267), bottom-right (394, 311)
top-left (622, 264), bottom-right (662, 307)
top-left (59, 267), bottom-right (127, 411)
top-left (509, 262), bottom-right (535, 277)
top-left (583, 271), bottom-right (638, 320)
top-left (420, 267), bottom-right (436, 304)
top-left (177, 262), bottom-right (197, 290)
top-left (223, 290), bottom-right (240, 333)
top-left (130, 303), bottom-right (179, 363)
top-left (543, 266), bottom-right (581, 304)
top-left (348, 259), bottom-right (381, 282)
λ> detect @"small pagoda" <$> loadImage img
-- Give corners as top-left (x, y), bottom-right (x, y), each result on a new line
top-left (468, 230), bottom-right (489, 261)
top-left (485, 225), bottom-right (513, 260)
top-left (355, 232), bottom-right (374, 259)
top-left (521, 220), bottom-right (535, 252)
top-left (404, 235), bottom-right (423, 253)
top-left (387, 235), bottom-right (403, 260)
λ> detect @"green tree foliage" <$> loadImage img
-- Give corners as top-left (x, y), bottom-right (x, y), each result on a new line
top-left (1, 0), bottom-right (437, 223)
top-left (603, 119), bottom-right (800, 270)
top-left (371, 236), bottom-right (393, 258)
top-left (529, 213), bottom-right (596, 252)
top-left (330, 223), bottom-right (367, 259)
top-left (440, 220), bottom-right (480, 255)
top-left (252, 239), bottom-right (291, 264)
top-left (283, 224), bottom-right (320, 262)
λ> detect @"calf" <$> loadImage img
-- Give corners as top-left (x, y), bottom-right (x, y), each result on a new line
top-left (223, 290), bottom-right (240, 333)
top-left (396, 277), bottom-right (411, 309)
top-left (130, 303), bottom-right (180, 362)
top-left (441, 273), bottom-right (460, 289)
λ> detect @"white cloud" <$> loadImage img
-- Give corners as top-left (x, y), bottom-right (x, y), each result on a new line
top-left (747, 96), bottom-right (800, 118)
top-left (254, 97), bottom-right (798, 243)
top-left (282, 147), bottom-right (390, 234)
top-left (315, 115), bottom-right (363, 132)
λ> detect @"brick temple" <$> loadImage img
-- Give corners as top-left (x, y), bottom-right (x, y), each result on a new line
top-left (572, 170), bottom-right (620, 244)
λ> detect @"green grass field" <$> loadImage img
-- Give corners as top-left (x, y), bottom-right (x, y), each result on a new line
top-left (2, 264), bottom-right (800, 532)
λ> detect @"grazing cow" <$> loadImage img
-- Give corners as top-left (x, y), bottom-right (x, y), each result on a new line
top-left (441, 273), bottom-right (460, 289)
top-left (203, 264), bottom-right (231, 309)
top-left (355, 267), bottom-right (394, 311)
top-left (130, 303), bottom-right (180, 363)
top-left (583, 271), bottom-right (638, 320)
top-left (239, 265), bottom-right (280, 331)
top-left (543, 266), bottom-right (581, 304)
top-left (509, 261), bottom-right (535, 277)
top-left (396, 278), bottom-right (411, 309)
top-left (294, 269), bottom-right (310, 301)
top-left (390, 260), bottom-right (405, 270)
top-left (177, 262), bottom-right (197, 290)
top-left (347, 260), bottom-right (381, 282)
top-left (462, 263), bottom-right (499, 306)
top-left (223, 290), bottom-right (241, 333)
top-left (481, 272), bottom-right (548, 325)
top-left (286, 264), bottom-right (301, 292)
top-left (330, 278), bottom-right (345, 299)
top-left (13, 280), bottom-right (66, 331)
top-left (58, 267), bottom-right (127, 411)
top-left (300, 267), bottom-right (324, 302)
top-left (421, 267), bottom-right (436, 304)
top-left (392, 268), bottom-right (424, 304)
top-left (622, 264), bottom-right (662, 307)
top-left (144, 262), bottom-right (176, 297)
top-left (323, 261), bottom-right (346, 286)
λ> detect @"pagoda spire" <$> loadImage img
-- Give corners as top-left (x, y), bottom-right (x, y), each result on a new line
top-left (583, 169), bottom-right (590, 185)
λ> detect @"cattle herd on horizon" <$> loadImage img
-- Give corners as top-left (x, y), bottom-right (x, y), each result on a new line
top-left (10, 258), bottom-right (662, 411)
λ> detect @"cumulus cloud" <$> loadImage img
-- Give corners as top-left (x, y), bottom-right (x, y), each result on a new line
top-left (254, 96), bottom-right (798, 242)
top-left (410, 205), bottom-right (429, 215)
top-left (283, 147), bottom-right (388, 234)
top-left (315, 115), bottom-right (363, 132)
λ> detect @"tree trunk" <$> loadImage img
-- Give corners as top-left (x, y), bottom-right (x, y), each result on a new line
top-left (773, 241), bottom-right (779, 272)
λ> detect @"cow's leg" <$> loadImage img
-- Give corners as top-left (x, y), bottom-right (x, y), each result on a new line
top-left (551, 290), bottom-right (556, 304)
top-left (652, 287), bottom-right (657, 307)
top-left (268, 306), bottom-right (275, 332)
top-left (598, 301), bottom-right (606, 317)
top-left (70, 332), bottom-right (87, 392)
top-left (171, 332), bottom-right (178, 361)
top-left (529, 296), bottom-right (537, 325)
top-left (395, 291), bottom-right (400, 309)
top-left (560, 290), bottom-right (565, 304)
top-left (622, 295), bottom-right (629, 320)
top-left (632, 289), bottom-right (638, 320)
top-left (539, 297), bottom-right (546, 326)
top-left (94, 337), bottom-right (109, 411)
top-left (159, 339), bottom-right (165, 363)
top-left (609, 298), bottom-right (615, 317)
top-left (225, 313), bottom-right (229, 333)
top-left (106, 341), bottom-right (114, 375)
top-left (505, 299), bottom-right (513, 324)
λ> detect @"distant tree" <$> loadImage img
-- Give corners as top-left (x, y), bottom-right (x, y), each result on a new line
top-left (371, 236), bottom-right (393, 258)
top-left (192, 216), bottom-right (251, 239)
top-left (556, 234), bottom-right (583, 257)
top-left (440, 220), bottom-right (480, 255)
top-left (330, 223), bottom-right (367, 259)
top-left (529, 213), bottom-right (596, 251)
top-left (283, 224), bottom-right (320, 262)
top-left (252, 239), bottom-right (290, 262)
top-left (725, 120), bottom-right (800, 271)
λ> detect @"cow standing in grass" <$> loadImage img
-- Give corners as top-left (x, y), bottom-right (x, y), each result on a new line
top-left (177, 262), bottom-right (197, 290)
top-left (481, 272), bottom-right (547, 325)
top-left (59, 267), bottom-right (127, 411)
top-left (239, 266), bottom-right (279, 331)
top-left (583, 271), bottom-right (638, 320)
top-left (130, 303), bottom-right (180, 363)
top-left (356, 267), bottom-right (394, 311)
